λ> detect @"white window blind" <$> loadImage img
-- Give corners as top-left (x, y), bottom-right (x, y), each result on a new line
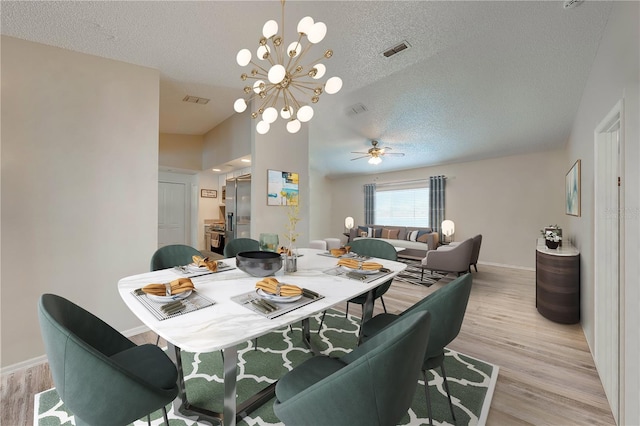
top-left (375, 184), bottom-right (429, 226)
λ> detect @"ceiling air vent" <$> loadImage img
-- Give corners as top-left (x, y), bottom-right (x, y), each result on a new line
top-left (346, 103), bottom-right (368, 116)
top-left (563, 0), bottom-right (584, 9)
top-left (183, 95), bottom-right (210, 105)
top-left (382, 40), bottom-right (411, 58)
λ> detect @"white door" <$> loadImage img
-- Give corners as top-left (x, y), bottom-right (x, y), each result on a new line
top-left (594, 101), bottom-right (623, 423)
top-left (158, 181), bottom-right (187, 247)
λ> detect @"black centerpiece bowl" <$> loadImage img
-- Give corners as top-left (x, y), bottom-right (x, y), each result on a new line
top-left (236, 251), bottom-right (283, 277)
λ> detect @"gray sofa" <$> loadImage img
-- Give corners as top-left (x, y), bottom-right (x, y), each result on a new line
top-left (349, 225), bottom-right (440, 259)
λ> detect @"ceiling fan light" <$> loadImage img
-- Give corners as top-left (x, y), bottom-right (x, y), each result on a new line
top-left (236, 49), bottom-right (252, 66)
top-left (297, 105), bottom-right (314, 122)
top-left (263, 20), bottom-right (278, 38)
top-left (268, 64), bottom-right (286, 84)
top-left (287, 119), bottom-right (301, 133)
top-left (256, 120), bottom-right (270, 134)
top-left (233, 98), bottom-right (247, 113)
top-left (325, 76), bottom-right (342, 94)
top-left (368, 156), bottom-right (382, 165)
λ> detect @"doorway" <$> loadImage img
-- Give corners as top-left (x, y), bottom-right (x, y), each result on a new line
top-left (158, 171), bottom-right (197, 248)
top-left (594, 99), bottom-right (624, 423)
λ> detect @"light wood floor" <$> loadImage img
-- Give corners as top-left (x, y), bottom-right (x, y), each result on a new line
top-left (1, 264), bottom-right (615, 425)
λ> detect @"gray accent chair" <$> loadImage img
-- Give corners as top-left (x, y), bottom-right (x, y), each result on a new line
top-left (223, 237), bottom-right (260, 258)
top-left (361, 273), bottom-right (473, 425)
top-left (419, 237), bottom-right (474, 279)
top-left (150, 244), bottom-right (202, 271)
top-left (38, 294), bottom-right (178, 426)
top-left (273, 311), bottom-right (432, 426)
top-left (438, 234), bottom-right (483, 272)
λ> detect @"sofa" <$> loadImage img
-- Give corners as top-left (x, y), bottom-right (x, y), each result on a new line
top-left (349, 225), bottom-right (440, 259)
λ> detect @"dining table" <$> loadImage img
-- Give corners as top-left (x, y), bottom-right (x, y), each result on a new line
top-left (117, 247), bottom-right (407, 426)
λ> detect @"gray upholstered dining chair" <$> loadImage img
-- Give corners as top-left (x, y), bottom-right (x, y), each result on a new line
top-left (437, 234), bottom-right (483, 272)
top-left (273, 310), bottom-right (432, 426)
top-left (361, 273), bottom-right (473, 425)
top-left (419, 237), bottom-right (474, 279)
top-left (38, 293), bottom-right (178, 426)
top-left (223, 237), bottom-right (260, 258)
top-left (150, 244), bottom-right (202, 271)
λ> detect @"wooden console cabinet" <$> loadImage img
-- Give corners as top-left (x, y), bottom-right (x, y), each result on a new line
top-left (536, 240), bottom-right (580, 324)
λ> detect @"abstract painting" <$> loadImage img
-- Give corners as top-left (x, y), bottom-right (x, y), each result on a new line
top-left (566, 159), bottom-right (581, 216)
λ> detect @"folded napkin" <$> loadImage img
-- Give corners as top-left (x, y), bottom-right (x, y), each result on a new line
top-left (337, 258), bottom-right (383, 271)
top-left (142, 278), bottom-right (195, 296)
top-left (192, 255), bottom-right (218, 272)
top-left (255, 277), bottom-right (302, 297)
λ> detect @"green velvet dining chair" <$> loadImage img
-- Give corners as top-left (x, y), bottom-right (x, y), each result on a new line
top-left (360, 273), bottom-right (473, 426)
top-left (38, 294), bottom-right (179, 426)
top-left (150, 244), bottom-right (202, 271)
top-left (273, 310), bottom-right (431, 426)
top-left (223, 237), bottom-right (260, 258)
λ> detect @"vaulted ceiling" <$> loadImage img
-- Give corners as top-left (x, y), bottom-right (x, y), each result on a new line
top-left (1, 1), bottom-right (612, 178)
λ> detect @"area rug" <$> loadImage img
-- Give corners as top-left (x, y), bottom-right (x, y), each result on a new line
top-left (34, 310), bottom-right (498, 426)
top-left (394, 258), bottom-right (446, 287)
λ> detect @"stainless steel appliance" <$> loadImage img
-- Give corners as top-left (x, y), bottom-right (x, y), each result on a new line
top-left (205, 222), bottom-right (225, 255)
top-left (225, 174), bottom-right (251, 245)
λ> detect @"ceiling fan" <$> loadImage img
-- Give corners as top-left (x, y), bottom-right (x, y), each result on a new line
top-left (351, 140), bottom-right (405, 164)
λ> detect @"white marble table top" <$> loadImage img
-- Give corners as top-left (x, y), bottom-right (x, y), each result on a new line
top-left (118, 248), bottom-right (406, 353)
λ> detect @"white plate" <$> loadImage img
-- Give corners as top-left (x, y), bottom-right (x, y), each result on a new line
top-left (256, 288), bottom-right (302, 303)
top-left (187, 264), bottom-right (210, 272)
top-left (147, 290), bottom-right (192, 303)
top-left (339, 265), bottom-right (380, 275)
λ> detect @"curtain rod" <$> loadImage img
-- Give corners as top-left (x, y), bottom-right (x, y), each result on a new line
top-left (373, 177), bottom-right (446, 187)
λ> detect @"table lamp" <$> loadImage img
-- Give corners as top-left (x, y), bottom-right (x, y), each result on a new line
top-left (344, 216), bottom-right (354, 233)
top-left (441, 220), bottom-right (455, 243)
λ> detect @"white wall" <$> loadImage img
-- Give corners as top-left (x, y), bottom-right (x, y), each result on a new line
top-left (159, 133), bottom-right (204, 171)
top-left (564, 2), bottom-right (639, 423)
top-left (1, 37), bottom-right (160, 367)
top-left (202, 113), bottom-right (251, 170)
top-left (327, 149), bottom-right (566, 269)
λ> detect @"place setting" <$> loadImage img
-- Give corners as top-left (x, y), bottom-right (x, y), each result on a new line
top-left (131, 277), bottom-right (216, 320)
top-left (173, 255), bottom-right (235, 278)
top-left (324, 258), bottom-right (394, 282)
top-left (232, 277), bottom-right (323, 319)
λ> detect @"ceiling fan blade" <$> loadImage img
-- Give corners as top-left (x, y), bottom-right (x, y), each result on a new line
top-left (350, 151), bottom-right (369, 154)
top-left (384, 152), bottom-right (405, 156)
top-left (350, 155), bottom-right (370, 161)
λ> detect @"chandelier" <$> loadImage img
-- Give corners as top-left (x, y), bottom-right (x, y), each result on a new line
top-left (233, 0), bottom-right (343, 135)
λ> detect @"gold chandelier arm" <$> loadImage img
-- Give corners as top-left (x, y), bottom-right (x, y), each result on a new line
top-left (285, 33), bottom-right (305, 71)
top-left (248, 60), bottom-right (271, 77)
top-left (290, 41), bottom-right (314, 72)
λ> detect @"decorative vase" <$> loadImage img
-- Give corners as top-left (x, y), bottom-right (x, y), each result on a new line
top-left (545, 239), bottom-right (559, 249)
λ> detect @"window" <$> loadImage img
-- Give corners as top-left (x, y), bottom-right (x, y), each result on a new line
top-left (375, 184), bottom-right (429, 226)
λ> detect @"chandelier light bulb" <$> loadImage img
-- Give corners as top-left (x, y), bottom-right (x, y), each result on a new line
top-left (253, 80), bottom-right (265, 94)
top-left (297, 105), bottom-right (314, 122)
top-left (297, 16), bottom-right (314, 34)
top-left (268, 64), bottom-right (286, 84)
top-left (281, 106), bottom-right (294, 119)
top-left (287, 119), bottom-right (301, 133)
top-left (262, 107), bottom-right (278, 124)
top-left (311, 64), bottom-right (326, 79)
top-left (256, 120), bottom-right (270, 134)
top-left (325, 76), bottom-right (343, 94)
top-left (257, 45), bottom-right (271, 60)
top-left (233, 98), bottom-right (247, 113)
top-left (307, 22), bottom-right (327, 44)
top-left (236, 49), bottom-right (252, 66)
top-left (263, 20), bottom-right (278, 38)
top-left (287, 41), bottom-right (302, 58)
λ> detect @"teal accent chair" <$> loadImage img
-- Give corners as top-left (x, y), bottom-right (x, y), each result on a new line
top-left (150, 244), bottom-right (202, 271)
top-left (38, 294), bottom-right (178, 426)
top-left (273, 311), bottom-right (432, 426)
top-left (361, 273), bottom-right (473, 426)
top-left (344, 238), bottom-right (398, 316)
top-left (223, 237), bottom-right (260, 258)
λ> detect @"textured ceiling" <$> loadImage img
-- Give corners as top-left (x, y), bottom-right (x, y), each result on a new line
top-left (1, 1), bottom-right (612, 178)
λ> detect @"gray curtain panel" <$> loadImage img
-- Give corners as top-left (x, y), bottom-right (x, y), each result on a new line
top-left (429, 175), bottom-right (446, 238)
top-left (364, 183), bottom-right (376, 225)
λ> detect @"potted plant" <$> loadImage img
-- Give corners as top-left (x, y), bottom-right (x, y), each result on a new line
top-left (541, 225), bottom-right (562, 249)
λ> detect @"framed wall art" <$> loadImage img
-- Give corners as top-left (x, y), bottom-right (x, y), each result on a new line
top-left (565, 159), bottom-right (581, 216)
top-left (201, 189), bottom-right (217, 198)
top-left (267, 169), bottom-right (299, 205)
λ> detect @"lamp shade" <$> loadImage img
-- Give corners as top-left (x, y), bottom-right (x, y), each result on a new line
top-left (345, 217), bottom-right (354, 230)
top-left (442, 220), bottom-right (455, 237)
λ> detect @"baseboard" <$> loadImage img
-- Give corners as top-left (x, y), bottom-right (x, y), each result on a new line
top-left (1, 325), bottom-right (152, 376)
top-left (477, 261), bottom-right (535, 272)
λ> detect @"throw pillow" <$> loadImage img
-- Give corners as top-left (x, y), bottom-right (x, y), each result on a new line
top-left (374, 227), bottom-right (383, 238)
top-left (381, 228), bottom-right (400, 239)
top-left (406, 230), bottom-right (419, 242)
top-left (417, 232), bottom-right (431, 243)
top-left (357, 226), bottom-right (373, 237)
